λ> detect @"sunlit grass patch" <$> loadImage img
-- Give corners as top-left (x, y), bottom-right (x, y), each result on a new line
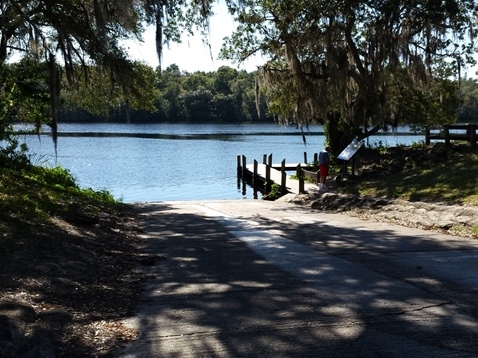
top-left (0, 159), bottom-right (122, 256)
top-left (464, 195), bottom-right (478, 206)
top-left (342, 145), bottom-right (478, 206)
top-left (450, 224), bottom-right (478, 239)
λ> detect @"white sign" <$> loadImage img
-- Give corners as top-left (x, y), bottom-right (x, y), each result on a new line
top-left (337, 140), bottom-right (363, 161)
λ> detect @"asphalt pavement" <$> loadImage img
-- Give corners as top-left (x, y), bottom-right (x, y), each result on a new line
top-left (116, 199), bottom-right (478, 357)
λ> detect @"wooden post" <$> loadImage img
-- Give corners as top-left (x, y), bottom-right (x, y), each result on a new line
top-left (281, 159), bottom-right (287, 195)
top-left (425, 127), bottom-right (430, 145)
top-left (241, 155), bottom-right (246, 195)
top-left (253, 159), bottom-right (258, 191)
top-left (265, 164), bottom-right (271, 195)
top-left (268, 154), bottom-right (273, 167)
top-left (237, 155), bottom-right (242, 191)
top-left (314, 153), bottom-right (318, 163)
top-left (303, 152), bottom-right (307, 164)
top-left (470, 124), bottom-right (477, 148)
top-left (253, 160), bottom-right (258, 199)
top-left (263, 154), bottom-right (267, 164)
top-left (444, 125), bottom-right (450, 146)
top-left (297, 164), bottom-right (304, 193)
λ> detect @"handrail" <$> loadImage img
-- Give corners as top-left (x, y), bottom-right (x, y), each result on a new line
top-left (425, 123), bottom-right (477, 148)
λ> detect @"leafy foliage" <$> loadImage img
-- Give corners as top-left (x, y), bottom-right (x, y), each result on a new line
top-left (0, 0), bottom-right (212, 141)
top-left (58, 64), bottom-right (271, 123)
top-left (220, 0), bottom-right (478, 153)
top-left (266, 183), bottom-right (282, 200)
top-left (62, 62), bottom-right (159, 120)
top-left (0, 152), bottom-right (120, 247)
top-left (0, 59), bottom-right (51, 149)
top-left (155, 65), bottom-right (270, 122)
top-left (459, 79), bottom-right (478, 123)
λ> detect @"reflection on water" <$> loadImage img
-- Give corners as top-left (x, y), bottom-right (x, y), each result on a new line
top-left (17, 123), bottom-right (423, 203)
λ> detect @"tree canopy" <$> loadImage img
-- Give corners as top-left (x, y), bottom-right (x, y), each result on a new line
top-left (1, 0), bottom-right (477, 155)
top-left (220, 0), bottom-right (478, 152)
top-left (0, 0), bottom-right (215, 145)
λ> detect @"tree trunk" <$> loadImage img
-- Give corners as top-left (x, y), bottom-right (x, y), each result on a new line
top-left (325, 113), bottom-right (356, 157)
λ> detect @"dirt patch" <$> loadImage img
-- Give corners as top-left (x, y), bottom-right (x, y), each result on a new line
top-left (0, 204), bottom-right (144, 357)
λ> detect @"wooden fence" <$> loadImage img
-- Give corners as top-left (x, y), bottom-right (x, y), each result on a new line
top-left (425, 124), bottom-right (477, 148)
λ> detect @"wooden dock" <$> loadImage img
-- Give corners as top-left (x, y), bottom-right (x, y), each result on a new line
top-left (247, 163), bottom-right (318, 194)
top-left (425, 124), bottom-right (477, 147)
top-left (237, 154), bottom-right (319, 197)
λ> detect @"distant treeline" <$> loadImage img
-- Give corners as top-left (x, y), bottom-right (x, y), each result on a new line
top-left (58, 64), bottom-right (478, 124)
top-left (59, 64), bottom-right (274, 124)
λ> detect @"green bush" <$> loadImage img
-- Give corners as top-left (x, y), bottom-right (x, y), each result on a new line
top-left (268, 183), bottom-right (282, 200)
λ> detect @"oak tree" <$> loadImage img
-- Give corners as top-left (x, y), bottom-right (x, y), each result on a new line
top-left (220, 0), bottom-right (477, 153)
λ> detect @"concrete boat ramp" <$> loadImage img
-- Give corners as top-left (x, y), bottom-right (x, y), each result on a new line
top-left (116, 199), bottom-right (478, 357)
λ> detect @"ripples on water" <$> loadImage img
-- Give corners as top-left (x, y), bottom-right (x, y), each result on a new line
top-left (17, 123), bottom-right (423, 203)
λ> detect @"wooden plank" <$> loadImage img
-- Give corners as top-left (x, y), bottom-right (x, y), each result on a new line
top-left (270, 163), bottom-right (308, 171)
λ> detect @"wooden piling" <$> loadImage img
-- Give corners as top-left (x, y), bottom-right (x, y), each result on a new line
top-left (297, 164), bottom-right (304, 193)
top-left (239, 156), bottom-right (320, 196)
top-left (237, 155), bottom-right (241, 177)
top-left (253, 160), bottom-right (258, 198)
top-left (252, 160), bottom-right (258, 190)
top-left (265, 164), bottom-right (271, 194)
top-left (280, 159), bottom-right (287, 195)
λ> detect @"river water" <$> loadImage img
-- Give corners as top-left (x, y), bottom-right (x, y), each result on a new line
top-left (18, 123), bottom-right (422, 203)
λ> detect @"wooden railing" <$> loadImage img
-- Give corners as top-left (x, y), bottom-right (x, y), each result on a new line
top-left (425, 124), bottom-right (477, 148)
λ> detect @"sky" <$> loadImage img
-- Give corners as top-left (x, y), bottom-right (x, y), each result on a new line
top-left (127, 5), bottom-right (478, 78)
top-left (125, 2), bottom-right (264, 73)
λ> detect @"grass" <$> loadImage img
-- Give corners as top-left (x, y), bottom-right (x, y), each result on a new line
top-left (0, 156), bottom-right (123, 254)
top-left (333, 143), bottom-right (478, 238)
top-left (290, 173), bottom-right (316, 184)
top-left (339, 144), bottom-right (478, 207)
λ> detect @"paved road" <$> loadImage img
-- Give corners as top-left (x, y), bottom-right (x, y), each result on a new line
top-left (117, 200), bottom-right (478, 357)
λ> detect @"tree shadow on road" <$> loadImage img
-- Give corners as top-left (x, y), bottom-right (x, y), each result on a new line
top-left (117, 202), bottom-right (478, 357)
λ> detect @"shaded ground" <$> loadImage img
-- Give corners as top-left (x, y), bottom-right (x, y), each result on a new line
top-left (116, 200), bottom-right (478, 357)
top-left (0, 203), bottom-right (145, 357)
top-left (351, 142), bottom-right (452, 178)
